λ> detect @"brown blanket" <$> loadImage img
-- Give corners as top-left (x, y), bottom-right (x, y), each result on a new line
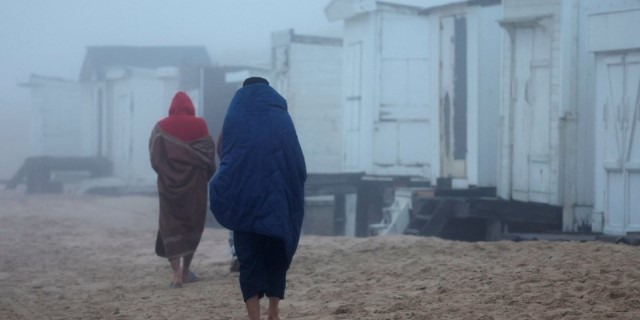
top-left (149, 125), bottom-right (216, 259)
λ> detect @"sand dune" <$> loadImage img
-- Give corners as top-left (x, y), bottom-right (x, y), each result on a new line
top-left (1, 190), bottom-right (639, 319)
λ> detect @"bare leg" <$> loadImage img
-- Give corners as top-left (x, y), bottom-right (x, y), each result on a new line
top-left (181, 253), bottom-right (194, 282)
top-left (169, 258), bottom-right (182, 287)
top-left (267, 297), bottom-right (280, 320)
top-left (245, 295), bottom-right (260, 320)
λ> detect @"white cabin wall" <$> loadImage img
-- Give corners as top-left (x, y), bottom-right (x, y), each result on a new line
top-left (105, 69), bottom-right (179, 185)
top-left (576, 0), bottom-right (598, 231)
top-left (373, 7), bottom-right (432, 178)
top-left (467, 8), bottom-right (480, 186)
top-left (584, 0), bottom-right (640, 235)
top-left (108, 76), bottom-right (135, 182)
top-left (548, 1), bottom-right (563, 207)
top-left (561, 0), bottom-right (595, 231)
top-left (130, 73), bottom-right (180, 186)
top-left (29, 79), bottom-right (95, 158)
top-left (474, 4), bottom-right (503, 187)
top-left (556, 0), bottom-right (601, 232)
top-left (497, 7), bottom-right (511, 200)
top-left (287, 41), bottom-right (343, 174)
top-left (427, 5), bottom-right (468, 183)
top-left (427, 10), bottom-right (443, 181)
top-left (499, 0), bottom-right (606, 232)
top-left (343, 13), bottom-right (377, 173)
top-left (425, 3), bottom-right (501, 187)
top-left (96, 82), bottom-right (110, 159)
top-left (503, 0), bottom-right (560, 18)
top-left (499, 0), bottom-right (565, 205)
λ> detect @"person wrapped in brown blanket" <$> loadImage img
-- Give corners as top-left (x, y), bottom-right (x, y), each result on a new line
top-left (149, 91), bottom-right (216, 288)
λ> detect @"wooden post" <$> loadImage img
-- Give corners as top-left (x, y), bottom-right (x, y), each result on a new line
top-left (355, 182), bottom-right (371, 237)
top-left (333, 194), bottom-right (346, 236)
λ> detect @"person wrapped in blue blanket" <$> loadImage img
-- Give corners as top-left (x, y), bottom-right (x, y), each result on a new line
top-left (209, 77), bottom-right (306, 320)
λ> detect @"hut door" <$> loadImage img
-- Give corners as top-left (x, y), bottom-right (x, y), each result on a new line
top-left (113, 93), bottom-right (134, 180)
top-left (439, 16), bottom-right (467, 179)
top-left (597, 52), bottom-right (640, 233)
top-left (510, 25), bottom-right (552, 203)
top-left (344, 42), bottom-right (362, 170)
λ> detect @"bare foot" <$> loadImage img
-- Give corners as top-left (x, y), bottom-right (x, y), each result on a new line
top-left (267, 307), bottom-right (279, 320)
top-left (182, 270), bottom-right (198, 283)
top-left (267, 314), bottom-right (280, 320)
top-left (171, 274), bottom-right (183, 288)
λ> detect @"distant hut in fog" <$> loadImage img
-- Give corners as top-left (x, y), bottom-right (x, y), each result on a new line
top-left (81, 46), bottom-right (212, 186)
top-left (21, 75), bottom-right (95, 158)
top-left (23, 46), bottom-right (212, 188)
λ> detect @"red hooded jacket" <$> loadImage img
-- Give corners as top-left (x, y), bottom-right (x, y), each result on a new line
top-left (158, 91), bottom-right (209, 142)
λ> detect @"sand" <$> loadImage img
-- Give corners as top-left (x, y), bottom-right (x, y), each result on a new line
top-left (1, 189), bottom-right (639, 320)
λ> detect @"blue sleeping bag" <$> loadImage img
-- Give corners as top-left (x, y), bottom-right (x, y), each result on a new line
top-left (209, 83), bottom-right (306, 265)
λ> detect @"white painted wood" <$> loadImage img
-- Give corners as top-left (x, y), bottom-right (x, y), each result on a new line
top-left (499, 0), bottom-right (568, 207)
top-left (344, 41), bottom-right (363, 170)
top-left (596, 52), bottom-right (640, 234)
top-left (325, 0), bottom-right (464, 22)
top-left (105, 67), bottom-right (180, 186)
top-left (373, 9), bottom-right (431, 177)
top-left (271, 31), bottom-right (343, 174)
top-left (528, 27), bottom-right (553, 203)
top-left (585, 0), bottom-right (640, 235)
top-left (26, 76), bottom-right (95, 158)
top-left (574, 0), bottom-right (598, 231)
top-left (333, 0), bottom-right (501, 184)
top-left (588, 8), bottom-right (640, 53)
top-left (373, 122), bottom-right (397, 165)
top-left (439, 15), bottom-right (466, 179)
top-left (474, 5), bottom-right (502, 187)
top-left (25, 64), bottom-right (201, 188)
top-left (398, 123), bottom-right (430, 165)
top-left (112, 92), bottom-right (133, 180)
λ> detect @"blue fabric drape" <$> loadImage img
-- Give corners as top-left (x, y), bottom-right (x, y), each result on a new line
top-left (209, 84), bottom-right (306, 265)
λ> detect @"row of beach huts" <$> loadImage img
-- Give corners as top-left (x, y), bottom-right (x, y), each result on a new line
top-left (16, 0), bottom-right (640, 239)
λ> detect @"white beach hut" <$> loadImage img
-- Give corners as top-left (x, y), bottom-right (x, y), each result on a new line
top-left (78, 46), bottom-right (212, 186)
top-left (20, 46), bottom-right (212, 190)
top-left (325, 0), bottom-right (503, 187)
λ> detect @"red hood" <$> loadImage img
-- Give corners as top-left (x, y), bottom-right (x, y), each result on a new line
top-left (168, 91), bottom-right (195, 116)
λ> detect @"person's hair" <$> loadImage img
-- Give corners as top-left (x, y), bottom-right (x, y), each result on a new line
top-left (242, 77), bottom-right (269, 87)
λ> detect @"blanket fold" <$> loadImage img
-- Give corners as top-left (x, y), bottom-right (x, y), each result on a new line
top-left (209, 83), bottom-right (306, 266)
top-left (150, 125), bottom-right (216, 259)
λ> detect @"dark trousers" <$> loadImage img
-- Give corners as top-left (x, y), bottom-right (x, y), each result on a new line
top-left (233, 231), bottom-right (288, 301)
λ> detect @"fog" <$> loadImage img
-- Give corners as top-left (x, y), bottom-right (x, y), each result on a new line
top-left (0, 0), bottom-right (340, 179)
top-left (3, 1), bottom-right (640, 318)
top-left (2, 0), bottom-right (638, 237)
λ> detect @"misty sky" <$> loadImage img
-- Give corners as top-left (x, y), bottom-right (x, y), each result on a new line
top-left (0, 0), bottom-right (341, 105)
top-left (0, 0), bottom-right (341, 178)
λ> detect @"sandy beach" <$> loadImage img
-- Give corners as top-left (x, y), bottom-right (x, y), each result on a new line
top-left (1, 189), bottom-right (639, 320)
